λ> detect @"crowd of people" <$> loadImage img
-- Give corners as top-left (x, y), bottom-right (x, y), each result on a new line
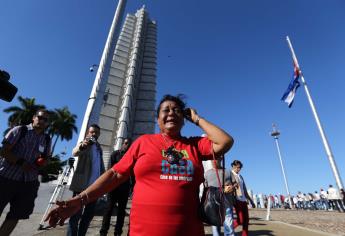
top-left (1, 94), bottom-right (344, 236)
top-left (252, 185), bottom-right (345, 212)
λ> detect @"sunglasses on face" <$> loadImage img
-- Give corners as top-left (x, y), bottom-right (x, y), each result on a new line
top-left (36, 115), bottom-right (49, 122)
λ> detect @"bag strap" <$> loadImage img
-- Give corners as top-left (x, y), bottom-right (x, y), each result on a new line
top-left (6, 125), bottom-right (28, 150)
top-left (212, 151), bottom-right (223, 194)
top-left (211, 151), bottom-right (225, 220)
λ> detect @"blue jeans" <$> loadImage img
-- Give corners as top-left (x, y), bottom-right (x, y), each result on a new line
top-left (212, 225), bottom-right (222, 236)
top-left (212, 207), bottom-right (234, 236)
top-left (67, 193), bottom-right (97, 236)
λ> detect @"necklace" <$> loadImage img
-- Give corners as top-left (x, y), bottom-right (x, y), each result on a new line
top-left (160, 134), bottom-right (183, 165)
top-left (161, 133), bottom-right (176, 149)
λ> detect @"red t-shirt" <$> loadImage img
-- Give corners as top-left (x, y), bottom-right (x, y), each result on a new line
top-left (113, 134), bottom-right (213, 236)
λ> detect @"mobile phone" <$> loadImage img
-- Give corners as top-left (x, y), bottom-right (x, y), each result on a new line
top-left (183, 108), bottom-right (192, 120)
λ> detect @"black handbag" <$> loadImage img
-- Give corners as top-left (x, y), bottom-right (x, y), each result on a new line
top-left (199, 154), bottom-right (225, 226)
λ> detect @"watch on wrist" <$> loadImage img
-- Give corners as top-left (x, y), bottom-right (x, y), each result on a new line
top-left (195, 116), bottom-right (202, 126)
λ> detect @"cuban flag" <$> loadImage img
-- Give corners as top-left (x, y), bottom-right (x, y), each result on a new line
top-left (281, 63), bottom-right (301, 108)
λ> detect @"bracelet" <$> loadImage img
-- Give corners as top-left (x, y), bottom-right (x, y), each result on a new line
top-left (77, 195), bottom-right (84, 208)
top-left (195, 116), bottom-right (202, 126)
top-left (77, 194), bottom-right (88, 208)
top-left (83, 192), bottom-right (89, 203)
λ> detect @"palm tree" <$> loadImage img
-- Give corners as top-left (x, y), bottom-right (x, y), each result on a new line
top-left (3, 96), bottom-right (46, 135)
top-left (48, 106), bottom-right (78, 155)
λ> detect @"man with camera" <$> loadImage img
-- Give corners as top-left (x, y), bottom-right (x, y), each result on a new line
top-left (0, 109), bottom-right (51, 236)
top-left (68, 124), bottom-right (105, 236)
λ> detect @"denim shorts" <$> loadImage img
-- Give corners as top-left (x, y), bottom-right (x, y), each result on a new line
top-left (0, 176), bottom-right (39, 220)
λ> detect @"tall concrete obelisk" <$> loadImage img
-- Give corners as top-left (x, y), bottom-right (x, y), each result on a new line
top-left (76, 3), bottom-right (157, 168)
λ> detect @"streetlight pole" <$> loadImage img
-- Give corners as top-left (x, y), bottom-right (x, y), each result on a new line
top-left (270, 124), bottom-right (293, 208)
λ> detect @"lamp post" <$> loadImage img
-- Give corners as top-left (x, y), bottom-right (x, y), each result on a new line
top-left (89, 64), bottom-right (109, 103)
top-left (89, 64), bottom-right (98, 72)
top-left (270, 124), bottom-right (293, 208)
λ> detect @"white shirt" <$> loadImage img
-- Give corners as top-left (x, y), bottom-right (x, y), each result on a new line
top-left (313, 193), bottom-right (321, 201)
top-left (320, 190), bottom-right (328, 199)
top-left (327, 187), bottom-right (340, 200)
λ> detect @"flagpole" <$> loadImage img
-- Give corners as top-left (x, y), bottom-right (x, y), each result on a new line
top-left (286, 36), bottom-right (344, 190)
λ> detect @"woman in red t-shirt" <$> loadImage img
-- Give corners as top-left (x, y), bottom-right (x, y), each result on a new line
top-left (45, 94), bottom-right (234, 236)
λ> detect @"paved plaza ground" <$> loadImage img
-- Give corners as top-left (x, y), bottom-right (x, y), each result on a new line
top-left (1, 183), bottom-right (345, 236)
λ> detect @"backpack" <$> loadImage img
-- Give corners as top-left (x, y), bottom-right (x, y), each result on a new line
top-left (2, 125), bottom-right (51, 157)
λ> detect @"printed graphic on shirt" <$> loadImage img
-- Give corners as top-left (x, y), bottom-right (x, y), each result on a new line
top-left (160, 147), bottom-right (194, 182)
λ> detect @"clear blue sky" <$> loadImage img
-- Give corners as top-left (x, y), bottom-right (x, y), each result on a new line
top-left (1, 0), bottom-right (345, 196)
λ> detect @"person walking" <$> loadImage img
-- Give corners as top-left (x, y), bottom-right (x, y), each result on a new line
top-left (204, 159), bottom-right (235, 236)
top-left (67, 124), bottom-right (105, 236)
top-left (100, 138), bottom-right (132, 236)
top-left (320, 188), bottom-right (329, 210)
top-left (0, 109), bottom-right (51, 236)
top-left (340, 189), bottom-right (345, 210)
top-left (327, 185), bottom-right (345, 212)
top-left (45, 94), bottom-right (234, 236)
top-left (230, 160), bottom-right (255, 236)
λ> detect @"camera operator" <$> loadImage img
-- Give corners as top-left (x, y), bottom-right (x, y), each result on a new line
top-left (0, 69), bottom-right (18, 102)
top-left (68, 124), bottom-right (105, 236)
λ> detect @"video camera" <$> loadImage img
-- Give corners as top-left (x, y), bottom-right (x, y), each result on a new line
top-left (86, 136), bottom-right (97, 145)
top-left (0, 70), bottom-right (18, 102)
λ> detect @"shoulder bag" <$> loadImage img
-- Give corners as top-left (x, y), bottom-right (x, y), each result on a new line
top-left (199, 153), bottom-right (225, 226)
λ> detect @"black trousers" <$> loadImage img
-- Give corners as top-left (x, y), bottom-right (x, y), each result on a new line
top-left (100, 185), bottom-right (130, 235)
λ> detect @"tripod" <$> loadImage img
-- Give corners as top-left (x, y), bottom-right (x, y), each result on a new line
top-left (38, 158), bottom-right (75, 230)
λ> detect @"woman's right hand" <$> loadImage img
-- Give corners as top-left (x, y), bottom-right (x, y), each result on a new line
top-left (44, 198), bottom-right (82, 227)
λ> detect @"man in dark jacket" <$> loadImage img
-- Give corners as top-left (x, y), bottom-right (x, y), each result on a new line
top-left (100, 138), bottom-right (132, 236)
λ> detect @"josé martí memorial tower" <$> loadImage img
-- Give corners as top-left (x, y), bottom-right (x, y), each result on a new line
top-left (76, 1), bottom-right (157, 169)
